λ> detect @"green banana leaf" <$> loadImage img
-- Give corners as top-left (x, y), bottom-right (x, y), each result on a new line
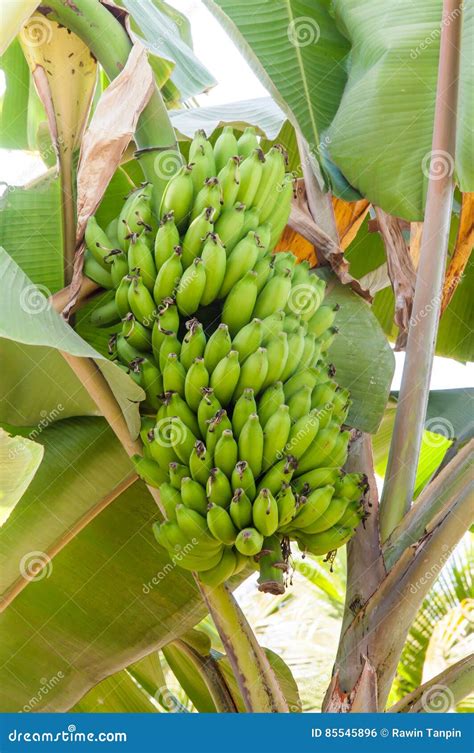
top-left (372, 389), bottom-right (474, 499)
top-left (206, 0), bottom-right (473, 219)
top-left (0, 40), bottom-right (30, 148)
top-left (0, 428), bottom-right (43, 525)
top-left (205, 0), bottom-right (350, 152)
top-left (72, 671), bottom-right (159, 713)
top-left (0, 416), bottom-right (212, 712)
top-left (124, 0), bottom-right (216, 100)
top-left (321, 272), bottom-right (395, 434)
top-left (0, 249), bottom-right (143, 433)
top-left (170, 96), bottom-right (286, 141)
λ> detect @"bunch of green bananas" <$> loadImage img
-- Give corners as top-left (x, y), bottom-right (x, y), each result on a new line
top-left (85, 126), bottom-right (367, 594)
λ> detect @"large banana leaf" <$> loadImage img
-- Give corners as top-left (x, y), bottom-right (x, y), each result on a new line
top-left (124, 0), bottom-right (216, 100)
top-left (0, 428), bottom-right (43, 525)
top-left (322, 273), bottom-right (395, 434)
top-left (0, 40), bottom-right (30, 148)
top-left (207, 0), bottom-right (473, 219)
top-left (0, 249), bottom-right (143, 432)
top-left (0, 417), bottom-right (210, 712)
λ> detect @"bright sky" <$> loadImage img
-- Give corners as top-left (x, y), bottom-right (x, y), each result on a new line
top-left (0, 0), bottom-right (472, 390)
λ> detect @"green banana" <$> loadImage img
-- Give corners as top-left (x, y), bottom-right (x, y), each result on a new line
top-left (90, 298), bottom-right (121, 328)
top-left (181, 206), bottom-right (214, 268)
top-left (337, 501), bottom-right (364, 530)
top-left (127, 275), bottom-right (157, 326)
top-left (291, 485), bottom-right (335, 531)
top-left (233, 347), bottom-right (268, 401)
top-left (203, 324), bottom-right (231, 374)
top-left (236, 148), bottom-right (265, 206)
top-left (218, 231), bottom-right (262, 299)
top-left (154, 211), bottom-right (180, 268)
top-left (181, 476), bottom-right (208, 515)
top-left (114, 334), bottom-right (143, 367)
top-left (238, 413), bottom-right (263, 478)
top-left (252, 488), bottom-right (279, 536)
top-left (205, 409), bottom-right (232, 459)
top-left (280, 326), bottom-right (305, 381)
top-left (189, 440), bottom-right (212, 486)
top-left (237, 126), bottom-right (259, 158)
top-left (292, 467), bottom-right (342, 495)
top-left (260, 331), bottom-right (289, 389)
top-left (257, 534), bottom-right (285, 595)
top-left (184, 357), bottom-right (210, 412)
top-left (284, 368), bottom-right (319, 402)
top-left (257, 455), bottom-right (298, 496)
top-left (160, 164), bottom-right (194, 230)
top-left (163, 352), bottom-right (186, 396)
top-left (191, 177), bottom-right (223, 222)
top-left (197, 388), bottom-right (222, 437)
top-left (231, 460), bottom-right (256, 501)
top-left (158, 329), bottom-right (182, 371)
top-left (132, 455), bottom-right (168, 489)
top-left (190, 147), bottom-right (216, 193)
top-left (115, 275), bottom-right (132, 318)
top-left (299, 495), bottom-right (349, 534)
top-left (122, 313), bottom-right (152, 351)
top-left (296, 525), bottom-right (353, 556)
top-left (210, 350), bottom-right (241, 406)
top-left (258, 382), bottom-right (285, 428)
top-left (276, 484), bottom-right (297, 527)
top-left (157, 297), bottom-right (179, 332)
top-left (85, 216), bottom-right (116, 269)
top-left (318, 326), bottom-right (339, 353)
top-left (260, 310), bottom-right (285, 343)
top-left (140, 358), bottom-right (163, 409)
top-left (169, 461), bottom-right (189, 490)
top-left (232, 319), bottom-right (263, 363)
top-left (166, 391), bottom-right (200, 437)
top-left (84, 251), bottom-right (114, 289)
top-left (176, 257), bottom-right (206, 315)
top-left (235, 527), bottom-right (263, 556)
top-left (300, 333), bottom-right (318, 369)
top-left (307, 304), bottom-right (339, 339)
top-left (148, 424), bottom-right (178, 469)
top-left (206, 467), bottom-right (232, 508)
top-left (217, 155), bottom-right (241, 208)
top-left (253, 268), bottom-right (292, 319)
top-left (214, 203), bottom-right (246, 254)
top-left (311, 380), bottom-right (338, 410)
top-left (214, 429), bottom-right (238, 479)
top-left (153, 246), bottom-right (183, 304)
top-left (106, 249), bottom-right (129, 288)
top-left (180, 318), bottom-right (206, 370)
top-left (334, 473), bottom-right (368, 501)
top-left (254, 223), bottom-right (271, 257)
top-left (207, 504), bottom-right (238, 545)
top-left (189, 129), bottom-right (214, 162)
top-left (158, 482), bottom-right (181, 521)
top-left (294, 424), bottom-right (341, 475)
top-left (214, 126), bottom-right (238, 172)
top-left (128, 235), bottom-right (157, 291)
top-left (286, 409), bottom-right (320, 459)
top-left (168, 417), bottom-right (197, 464)
top-left (229, 488), bottom-right (253, 529)
top-left (254, 145), bottom-right (287, 222)
top-left (253, 254), bottom-right (275, 293)
top-left (268, 178), bottom-right (294, 248)
top-left (199, 547), bottom-right (237, 586)
top-left (241, 206), bottom-right (260, 238)
top-left (221, 270), bottom-right (259, 336)
top-left (175, 505), bottom-right (213, 544)
top-left (231, 388), bottom-right (257, 439)
top-left (262, 404), bottom-right (291, 471)
top-left (200, 233), bottom-right (227, 305)
top-left (287, 384), bottom-right (312, 422)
